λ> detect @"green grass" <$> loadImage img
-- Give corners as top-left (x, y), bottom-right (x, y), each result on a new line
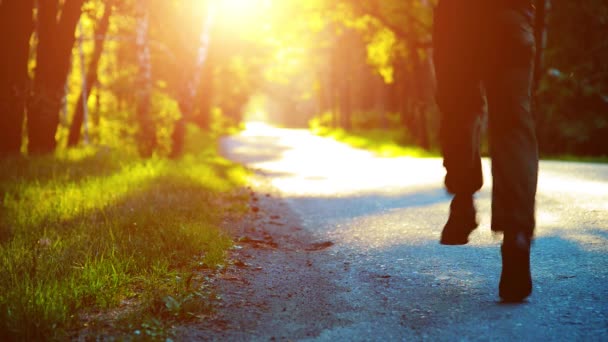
top-left (541, 154), bottom-right (608, 164)
top-left (311, 125), bottom-right (608, 164)
top-left (311, 125), bottom-right (439, 158)
top-left (0, 127), bottom-right (249, 340)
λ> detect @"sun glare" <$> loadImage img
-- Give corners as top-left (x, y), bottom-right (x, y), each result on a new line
top-left (218, 0), bottom-right (259, 12)
top-left (213, 0), bottom-right (272, 23)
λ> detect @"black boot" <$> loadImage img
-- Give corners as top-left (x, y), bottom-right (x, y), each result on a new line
top-left (440, 194), bottom-right (478, 245)
top-left (499, 232), bottom-right (532, 302)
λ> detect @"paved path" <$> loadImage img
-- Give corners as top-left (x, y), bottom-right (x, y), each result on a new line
top-left (215, 123), bottom-right (608, 341)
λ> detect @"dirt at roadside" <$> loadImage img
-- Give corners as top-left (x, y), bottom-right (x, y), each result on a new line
top-left (174, 171), bottom-right (350, 341)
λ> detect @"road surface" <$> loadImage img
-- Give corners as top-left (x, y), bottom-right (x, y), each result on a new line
top-left (184, 122), bottom-right (608, 341)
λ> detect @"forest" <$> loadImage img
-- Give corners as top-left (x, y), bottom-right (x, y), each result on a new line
top-left (0, 0), bottom-right (606, 159)
top-left (0, 0), bottom-right (607, 339)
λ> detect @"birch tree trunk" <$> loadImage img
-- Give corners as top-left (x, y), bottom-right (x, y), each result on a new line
top-left (135, 0), bottom-right (156, 157)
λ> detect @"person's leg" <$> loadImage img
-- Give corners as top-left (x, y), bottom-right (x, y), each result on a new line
top-left (439, 112), bottom-right (483, 245)
top-left (483, 4), bottom-right (537, 301)
top-left (433, 0), bottom-right (484, 245)
top-left (485, 6), bottom-right (537, 240)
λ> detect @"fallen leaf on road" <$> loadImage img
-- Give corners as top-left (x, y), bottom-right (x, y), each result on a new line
top-left (233, 259), bottom-right (248, 268)
top-left (238, 236), bottom-right (278, 249)
top-left (305, 241), bottom-right (334, 251)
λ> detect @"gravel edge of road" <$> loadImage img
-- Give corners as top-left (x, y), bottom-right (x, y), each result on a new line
top-left (174, 169), bottom-right (350, 341)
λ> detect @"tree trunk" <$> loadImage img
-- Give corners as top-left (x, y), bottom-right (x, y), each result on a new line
top-left (67, 2), bottom-right (114, 147)
top-left (339, 79), bottom-right (352, 130)
top-left (409, 44), bottom-right (430, 149)
top-left (393, 58), bottom-right (411, 129)
top-left (373, 75), bottom-right (388, 129)
top-left (316, 71), bottom-right (328, 116)
top-left (194, 62), bottom-right (213, 129)
top-left (171, 5), bottom-right (215, 158)
top-left (135, 0), bottom-right (156, 157)
top-left (337, 31), bottom-right (354, 130)
top-left (328, 35), bottom-right (340, 128)
top-left (0, 0), bottom-right (34, 156)
top-left (27, 0), bottom-right (85, 154)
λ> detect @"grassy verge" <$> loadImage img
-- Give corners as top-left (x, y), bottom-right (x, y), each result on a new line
top-left (311, 125), bottom-right (439, 158)
top-left (541, 154), bottom-right (608, 164)
top-left (312, 126), bottom-right (608, 164)
top-left (0, 127), bottom-right (249, 340)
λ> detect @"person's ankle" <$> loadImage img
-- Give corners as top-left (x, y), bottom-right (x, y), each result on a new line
top-left (451, 193), bottom-right (474, 207)
top-left (503, 231), bottom-right (532, 247)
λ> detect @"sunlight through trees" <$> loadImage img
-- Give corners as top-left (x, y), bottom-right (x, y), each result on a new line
top-left (0, 0), bottom-right (606, 157)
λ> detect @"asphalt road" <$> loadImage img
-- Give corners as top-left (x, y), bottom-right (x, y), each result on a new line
top-left (217, 122), bottom-right (608, 341)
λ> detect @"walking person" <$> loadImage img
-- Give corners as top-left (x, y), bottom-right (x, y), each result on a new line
top-left (432, 0), bottom-right (538, 302)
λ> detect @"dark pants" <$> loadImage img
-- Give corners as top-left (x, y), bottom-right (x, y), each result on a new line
top-left (433, 0), bottom-right (538, 237)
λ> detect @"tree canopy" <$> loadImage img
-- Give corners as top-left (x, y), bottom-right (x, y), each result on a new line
top-left (0, 0), bottom-right (606, 157)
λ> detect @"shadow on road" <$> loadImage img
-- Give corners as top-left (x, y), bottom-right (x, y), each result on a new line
top-left (216, 123), bottom-right (608, 340)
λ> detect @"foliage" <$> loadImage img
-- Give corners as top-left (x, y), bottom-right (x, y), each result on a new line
top-left (2, 0), bottom-right (607, 157)
top-left (537, 0), bottom-right (608, 156)
top-left (311, 0), bottom-right (608, 157)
